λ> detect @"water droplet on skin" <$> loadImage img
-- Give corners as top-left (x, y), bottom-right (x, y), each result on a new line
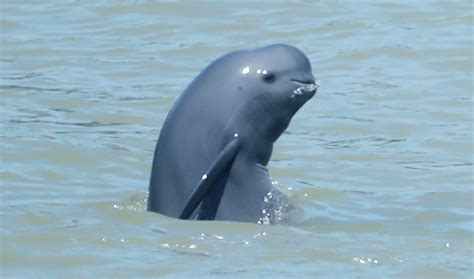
top-left (262, 69), bottom-right (267, 75)
top-left (293, 88), bottom-right (303, 96)
top-left (257, 69), bottom-right (262, 74)
top-left (242, 66), bottom-right (250, 74)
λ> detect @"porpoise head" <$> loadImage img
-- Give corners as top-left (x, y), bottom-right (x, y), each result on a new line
top-left (235, 44), bottom-right (319, 145)
top-left (242, 44), bottom-right (318, 104)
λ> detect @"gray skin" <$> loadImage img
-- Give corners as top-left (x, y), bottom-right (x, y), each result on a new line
top-left (148, 44), bottom-right (318, 223)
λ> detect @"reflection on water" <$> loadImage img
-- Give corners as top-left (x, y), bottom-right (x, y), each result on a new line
top-left (1, 1), bottom-right (472, 278)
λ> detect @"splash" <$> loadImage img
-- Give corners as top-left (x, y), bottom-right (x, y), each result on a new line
top-left (113, 193), bottom-right (147, 211)
top-left (257, 189), bottom-right (290, 225)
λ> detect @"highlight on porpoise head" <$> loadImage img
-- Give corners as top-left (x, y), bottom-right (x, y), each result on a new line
top-left (148, 44), bottom-right (319, 224)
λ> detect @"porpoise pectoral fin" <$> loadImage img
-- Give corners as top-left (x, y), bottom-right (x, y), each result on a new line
top-left (179, 136), bottom-right (241, 220)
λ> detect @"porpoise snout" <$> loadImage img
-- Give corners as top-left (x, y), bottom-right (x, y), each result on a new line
top-left (290, 77), bottom-right (320, 98)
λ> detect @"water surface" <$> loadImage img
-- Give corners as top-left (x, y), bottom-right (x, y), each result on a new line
top-left (1, 1), bottom-right (473, 278)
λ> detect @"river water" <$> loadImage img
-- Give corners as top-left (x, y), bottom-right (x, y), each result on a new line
top-left (1, 1), bottom-right (472, 278)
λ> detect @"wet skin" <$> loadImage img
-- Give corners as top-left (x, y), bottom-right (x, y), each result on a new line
top-left (148, 44), bottom-right (318, 223)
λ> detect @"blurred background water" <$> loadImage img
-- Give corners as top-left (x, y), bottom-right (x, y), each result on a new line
top-left (1, 1), bottom-right (472, 278)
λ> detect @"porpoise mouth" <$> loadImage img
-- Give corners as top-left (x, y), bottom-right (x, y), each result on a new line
top-left (290, 78), bottom-right (320, 98)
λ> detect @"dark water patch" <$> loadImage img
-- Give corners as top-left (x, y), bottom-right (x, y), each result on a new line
top-left (0, 58), bottom-right (15, 63)
top-left (0, 84), bottom-right (113, 100)
top-left (404, 166), bottom-right (432, 171)
top-left (0, 84), bottom-right (64, 93)
top-left (103, 143), bottom-right (131, 152)
top-left (49, 108), bottom-right (75, 113)
top-left (322, 136), bottom-right (406, 149)
top-left (429, 162), bottom-right (473, 168)
top-left (53, 127), bottom-right (155, 135)
top-left (318, 115), bottom-right (376, 123)
top-left (1, 72), bottom-right (42, 80)
top-left (15, 108), bottom-right (52, 118)
top-left (350, 80), bottom-right (400, 89)
top-left (8, 119), bottom-right (124, 127)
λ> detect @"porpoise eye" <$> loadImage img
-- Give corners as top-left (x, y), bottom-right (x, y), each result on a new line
top-left (262, 72), bottom-right (275, 83)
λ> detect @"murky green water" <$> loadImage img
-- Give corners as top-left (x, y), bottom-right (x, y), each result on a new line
top-left (1, 1), bottom-right (473, 278)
